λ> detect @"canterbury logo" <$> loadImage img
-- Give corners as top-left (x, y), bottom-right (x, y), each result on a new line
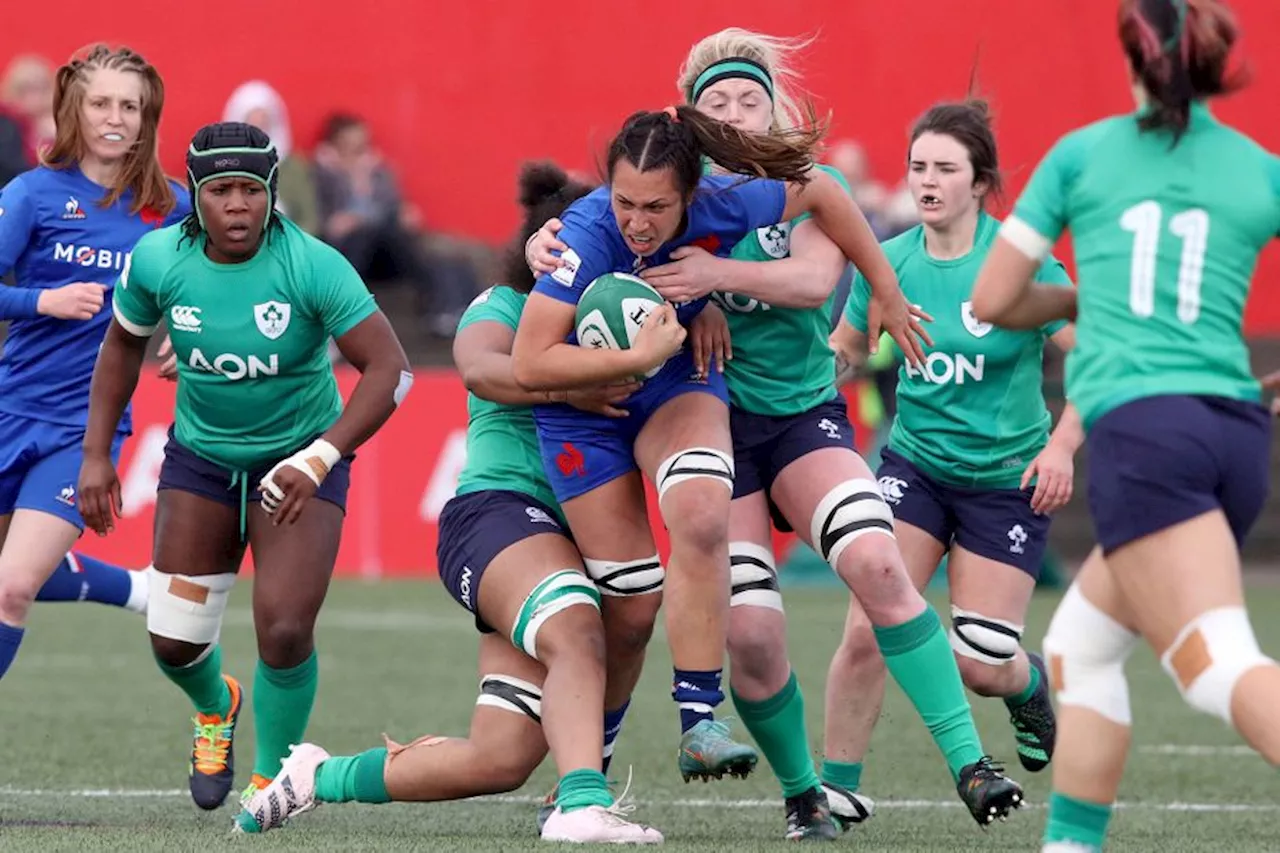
top-left (170, 305), bottom-right (202, 333)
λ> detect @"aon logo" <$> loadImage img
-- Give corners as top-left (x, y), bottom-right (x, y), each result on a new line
top-left (188, 347), bottom-right (278, 381)
top-left (904, 353), bottom-right (985, 385)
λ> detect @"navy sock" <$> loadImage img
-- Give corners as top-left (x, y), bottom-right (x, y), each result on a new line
top-left (35, 553), bottom-right (132, 607)
top-left (0, 621), bottom-right (25, 680)
top-left (672, 669), bottom-right (724, 733)
top-left (602, 700), bottom-right (630, 776)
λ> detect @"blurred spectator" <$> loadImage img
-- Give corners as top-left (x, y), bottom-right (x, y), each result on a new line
top-left (2, 55), bottom-right (55, 163)
top-left (314, 112), bottom-right (474, 334)
top-left (222, 80), bottom-right (320, 235)
top-left (0, 101), bottom-right (26, 188)
top-left (826, 138), bottom-right (918, 240)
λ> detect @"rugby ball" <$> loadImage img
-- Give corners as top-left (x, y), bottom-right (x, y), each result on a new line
top-left (574, 272), bottom-right (668, 378)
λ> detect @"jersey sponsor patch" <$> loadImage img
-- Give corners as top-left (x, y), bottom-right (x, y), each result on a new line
top-left (170, 305), bottom-right (202, 333)
top-left (961, 300), bottom-right (993, 338)
top-left (254, 301), bottom-right (291, 340)
top-left (551, 249), bottom-right (581, 287)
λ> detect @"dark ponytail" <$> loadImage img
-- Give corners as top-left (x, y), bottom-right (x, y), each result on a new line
top-left (605, 103), bottom-right (828, 198)
top-left (1119, 0), bottom-right (1245, 144)
top-left (502, 161), bottom-right (596, 293)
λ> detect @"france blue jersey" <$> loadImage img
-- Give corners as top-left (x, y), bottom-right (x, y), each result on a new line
top-left (531, 174), bottom-right (788, 335)
top-left (0, 166), bottom-right (189, 433)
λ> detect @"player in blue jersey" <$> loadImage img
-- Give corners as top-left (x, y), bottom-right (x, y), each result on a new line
top-left (511, 105), bottom-right (930, 781)
top-left (0, 45), bottom-right (187, 680)
top-left (971, 2), bottom-right (1280, 850)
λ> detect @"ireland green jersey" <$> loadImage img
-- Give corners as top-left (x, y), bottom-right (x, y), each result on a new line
top-left (1006, 103), bottom-right (1280, 428)
top-left (113, 218), bottom-right (376, 471)
top-left (846, 212), bottom-right (1072, 488)
top-left (453, 286), bottom-right (562, 519)
top-left (713, 164), bottom-right (849, 415)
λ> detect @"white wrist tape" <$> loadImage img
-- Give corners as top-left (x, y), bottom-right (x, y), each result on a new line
top-left (259, 438), bottom-right (342, 513)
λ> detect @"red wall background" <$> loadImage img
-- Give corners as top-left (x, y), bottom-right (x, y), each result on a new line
top-left (5, 0), bottom-right (1280, 330)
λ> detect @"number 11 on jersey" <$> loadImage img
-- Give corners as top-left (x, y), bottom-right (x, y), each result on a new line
top-left (1120, 200), bottom-right (1210, 324)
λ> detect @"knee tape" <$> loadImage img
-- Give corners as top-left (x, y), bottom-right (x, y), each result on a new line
top-left (810, 479), bottom-right (895, 570)
top-left (1042, 584), bottom-right (1139, 725)
top-left (729, 542), bottom-right (782, 612)
top-left (950, 607), bottom-right (1023, 666)
top-left (146, 568), bottom-right (236, 645)
top-left (584, 555), bottom-right (664, 597)
top-left (655, 447), bottom-right (734, 502)
top-left (476, 673), bottom-right (543, 723)
top-left (512, 570), bottom-right (600, 660)
top-left (1160, 606), bottom-right (1274, 725)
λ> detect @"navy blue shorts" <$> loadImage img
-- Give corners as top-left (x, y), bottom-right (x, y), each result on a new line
top-left (534, 349), bottom-right (728, 502)
top-left (1088, 395), bottom-right (1271, 555)
top-left (436, 489), bottom-right (571, 633)
top-left (877, 446), bottom-right (1050, 577)
top-left (156, 427), bottom-right (353, 513)
top-left (0, 411), bottom-right (125, 531)
top-left (731, 397), bottom-right (856, 533)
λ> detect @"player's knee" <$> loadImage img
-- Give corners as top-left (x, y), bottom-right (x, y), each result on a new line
top-left (0, 577), bottom-right (38, 623)
top-left (147, 568), bottom-right (235, 661)
top-left (727, 607), bottom-right (788, 687)
top-left (537, 604), bottom-right (607, 671)
top-left (955, 655), bottom-right (1011, 697)
top-left (584, 555), bottom-right (664, 598)
top-left (602, 600), bottom-right (658, 659)
top-left (657, 447), bottom-right (733, 556)
top-left (1042, 584), bottom-right (1139, 726)
top-left (729, 542), bottom-right (783, 612)
top-left (1159, 606), bottom-right (1275, 725)
top-left (508, 570), bottom-right (600, 663)
top-left (256, 617), bottom-right (316, 669)
top-left (950, 606), bottom-right (1023, 695)
top-left (811, 479), bottom-right (895, 573)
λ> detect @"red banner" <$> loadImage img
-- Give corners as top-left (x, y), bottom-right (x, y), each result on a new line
top-left (75, 368), bottom-right (875, 576)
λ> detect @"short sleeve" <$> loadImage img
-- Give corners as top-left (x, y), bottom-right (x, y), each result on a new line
top-left (1035, 254), bottom-right (1074, 336)
top-left (842, 269), bottom-right (872, 333)
top-left (1004, 134), bottom-right (1084, 260)
top-left (112, 232), bottom-right (165, 336)
top-left (457, 285), bottom-right (524, 334)
top-left (530, 210), bottom-right (618, 307)
top-left (307, 240), bottom-right (378, 338)
top-left (793, 164), bottom-right (852, 226)
top-left (0, 175), bottom-right (36, 274)
top-left (701, 174), bottom-right (788, 235)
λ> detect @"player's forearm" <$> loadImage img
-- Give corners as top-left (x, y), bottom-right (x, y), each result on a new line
top-left (715, 256), bottom-right (832, 308)
top-left (1047, 401), bottom-right (1085, 455)
top-left (807, 180), bottom-right (898, 304)
top-left (0, 285), bottom-right (41, 320)
top-left (983, 283), bottom-right (1077, 330)
top-left (322, 360), bottom-right (411, 456)
top-left (512, 342), bottom-right (647, 391)
top-left (462, 351), bottom-right (568, 407)
top-left (83, 323), bottom-right (147, 456)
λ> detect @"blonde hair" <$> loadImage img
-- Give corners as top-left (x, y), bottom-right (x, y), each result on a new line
top-left (42, 44), bottom-right (176, 216)
top-left (677, 28), bottom-right (813, 132)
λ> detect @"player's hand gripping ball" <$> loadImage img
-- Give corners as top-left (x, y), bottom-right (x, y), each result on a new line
top-left (574, 272), bottom-right (682, 379)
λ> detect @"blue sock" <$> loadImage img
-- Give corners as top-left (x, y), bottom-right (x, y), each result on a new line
top-left (0, 621), bottom-right (25, 680)
top-left (672, 669), bottom-right (724, 733)
top-left (35, 553), bottom-right (133, 608)
top-left (602, 700), bottom-right (630, 776)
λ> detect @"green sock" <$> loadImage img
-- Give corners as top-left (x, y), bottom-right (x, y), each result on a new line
top-left (1004, 658), bottom-right (1041, 709)
top-left (156, 645), bottom-right (232, 716)
top-left (732, 672), bottom-right (821, 798)
top-left (874, 606), bottom-right (984, 781)
top-left (252, 652), bottom-right (319, 779)
top-left (820, 759), bottom-right (863, 793)
top-left (555, 768), bottom-right (613, 813)
top-left (314, 748), bottom-right (392, 804)
top-left (1043, 791), bottom-right (1112, 850)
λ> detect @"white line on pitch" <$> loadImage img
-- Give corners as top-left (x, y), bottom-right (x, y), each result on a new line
top-left (3, 789), bottom-right (1277, 813)
top-left (1139, 744), bottom-right (1254, 756)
